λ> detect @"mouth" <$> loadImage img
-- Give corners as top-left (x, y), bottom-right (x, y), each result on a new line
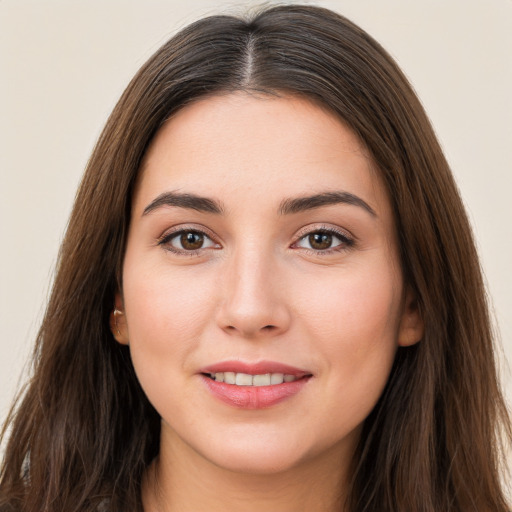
top-left (199, 361), bottom-right (313, 409)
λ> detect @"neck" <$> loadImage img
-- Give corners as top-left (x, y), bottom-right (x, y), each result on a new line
top-left (143, 424), bottom-right (354, 512)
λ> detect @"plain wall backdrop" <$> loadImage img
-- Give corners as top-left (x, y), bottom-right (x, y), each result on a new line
top-left (1, 0), bottom-right (511, 469)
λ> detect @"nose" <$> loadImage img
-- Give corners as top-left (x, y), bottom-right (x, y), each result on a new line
top-left (215, 248), bottom-right (291, 339)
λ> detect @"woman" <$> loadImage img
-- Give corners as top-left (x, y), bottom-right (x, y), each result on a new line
top-left (0, 4), bottom-right (510, 511)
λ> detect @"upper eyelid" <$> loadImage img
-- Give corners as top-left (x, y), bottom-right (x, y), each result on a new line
top-left (294, 224), bottom-right (354, 241)
top-left (157, 224), bottom-right (219, 243)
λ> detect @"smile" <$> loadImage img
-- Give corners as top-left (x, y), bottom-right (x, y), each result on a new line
top-left (206, 372), bottom-right (298, 386)
top-left (199, 361), bottom-right (312, 409)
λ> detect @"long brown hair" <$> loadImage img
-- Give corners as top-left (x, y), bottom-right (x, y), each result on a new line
top-left (1, 5), bottom-right (510, 511)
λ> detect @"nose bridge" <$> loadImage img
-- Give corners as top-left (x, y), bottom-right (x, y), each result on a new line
top-left (216, 239), bottom-right (290, 337)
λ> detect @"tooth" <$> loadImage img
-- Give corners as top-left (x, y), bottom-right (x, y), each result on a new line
top-left (235, 373), bottom-right (253, 386)
top-left (270, 373), bottom-right (284, 385)
top-left (211, 371), bottom-right (299, 386)
top-left (224, 372), bottom-right (236, 384)
top-left (253, 373), bottom-right (271, 386)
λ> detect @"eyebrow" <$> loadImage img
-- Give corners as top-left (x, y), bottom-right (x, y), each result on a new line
top-left (279, 191), bottom-right (377, 217)
top-left (142, 190), bottom-right (376, 218)
top-left (142, 191), bottom-right (224, 216)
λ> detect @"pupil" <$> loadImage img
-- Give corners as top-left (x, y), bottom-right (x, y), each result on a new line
top-left (181, 232), bottom-right (203, 250)
top-left (309, 232), bottom-right (332, 250)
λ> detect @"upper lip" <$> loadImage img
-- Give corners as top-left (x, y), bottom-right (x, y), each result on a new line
top-left (199, 360), bottom-right (312, 378)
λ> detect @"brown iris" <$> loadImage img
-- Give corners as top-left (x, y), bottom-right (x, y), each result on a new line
top-left (309, 232), bottom-right (333, 250)
top-left (180, 231), bottom-right (204, 250)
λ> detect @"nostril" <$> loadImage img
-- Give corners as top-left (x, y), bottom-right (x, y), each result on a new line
top-left (222, 323), bottom-right (278, 335)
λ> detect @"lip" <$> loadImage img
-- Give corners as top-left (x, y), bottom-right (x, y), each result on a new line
top-left (199, 360), bottom-right (311, 378)
top-left (199, 360), bottom-right (312, 409)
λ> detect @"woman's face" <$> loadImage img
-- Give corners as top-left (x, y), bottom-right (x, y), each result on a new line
top-left (116, 93), bottom-right (422, 475)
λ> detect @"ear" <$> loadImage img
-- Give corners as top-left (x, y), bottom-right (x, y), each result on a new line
top-left (109, 292), bottom-right (129, 345)
top-left (397, 287), bottom-right (424, 347)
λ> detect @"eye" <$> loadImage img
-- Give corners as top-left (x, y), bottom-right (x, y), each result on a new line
top-left (159, 229), bottom-right (218, 253)
top-left (294, 228), bottom-right (353, 252)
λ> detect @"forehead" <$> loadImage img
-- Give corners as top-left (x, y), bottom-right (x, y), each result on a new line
top-left (134, 93), bottom-right (389, 218)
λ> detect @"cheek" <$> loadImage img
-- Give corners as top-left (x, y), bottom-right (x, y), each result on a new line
top-left (124, 255), bottom-right (217, 332)
top-left (296, 260), bottom-right (401, 408)
top-left (300, 260), bottom-right (401, 339)
top-left (121, 262), bottom-right (217, 395)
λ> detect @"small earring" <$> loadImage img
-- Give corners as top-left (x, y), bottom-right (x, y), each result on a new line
top-left (113, 308), bottom-right (124, 337)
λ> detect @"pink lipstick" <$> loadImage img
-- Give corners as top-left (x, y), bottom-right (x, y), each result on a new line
top-left (199, 360), bottom-right (312, 409)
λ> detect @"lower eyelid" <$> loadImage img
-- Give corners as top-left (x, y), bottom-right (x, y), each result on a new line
top-left (296, 237), bottom-right (349, 251)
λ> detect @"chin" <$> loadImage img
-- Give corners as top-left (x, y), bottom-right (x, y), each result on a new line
top-left (207, 446), bottom-right (307, 475)
top-left (196, 428), bottom-right (337, 476)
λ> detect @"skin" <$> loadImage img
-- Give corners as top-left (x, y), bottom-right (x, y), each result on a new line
top-left (112, 93), bottom-right (423, 512)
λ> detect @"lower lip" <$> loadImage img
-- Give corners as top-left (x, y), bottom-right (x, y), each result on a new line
top-left (201, 375), bottom-right (311, 409)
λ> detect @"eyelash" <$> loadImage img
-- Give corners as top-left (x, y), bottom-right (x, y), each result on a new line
top-left (293, 226), bottom-right (355, 255)
top-left (157, 225), bottom-right (355, 256)
top-left (157, 226), bottom-right (219, 256)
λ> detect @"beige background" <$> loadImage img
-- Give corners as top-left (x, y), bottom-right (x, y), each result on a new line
top-left (1, 0), bottom-right (511, 470)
